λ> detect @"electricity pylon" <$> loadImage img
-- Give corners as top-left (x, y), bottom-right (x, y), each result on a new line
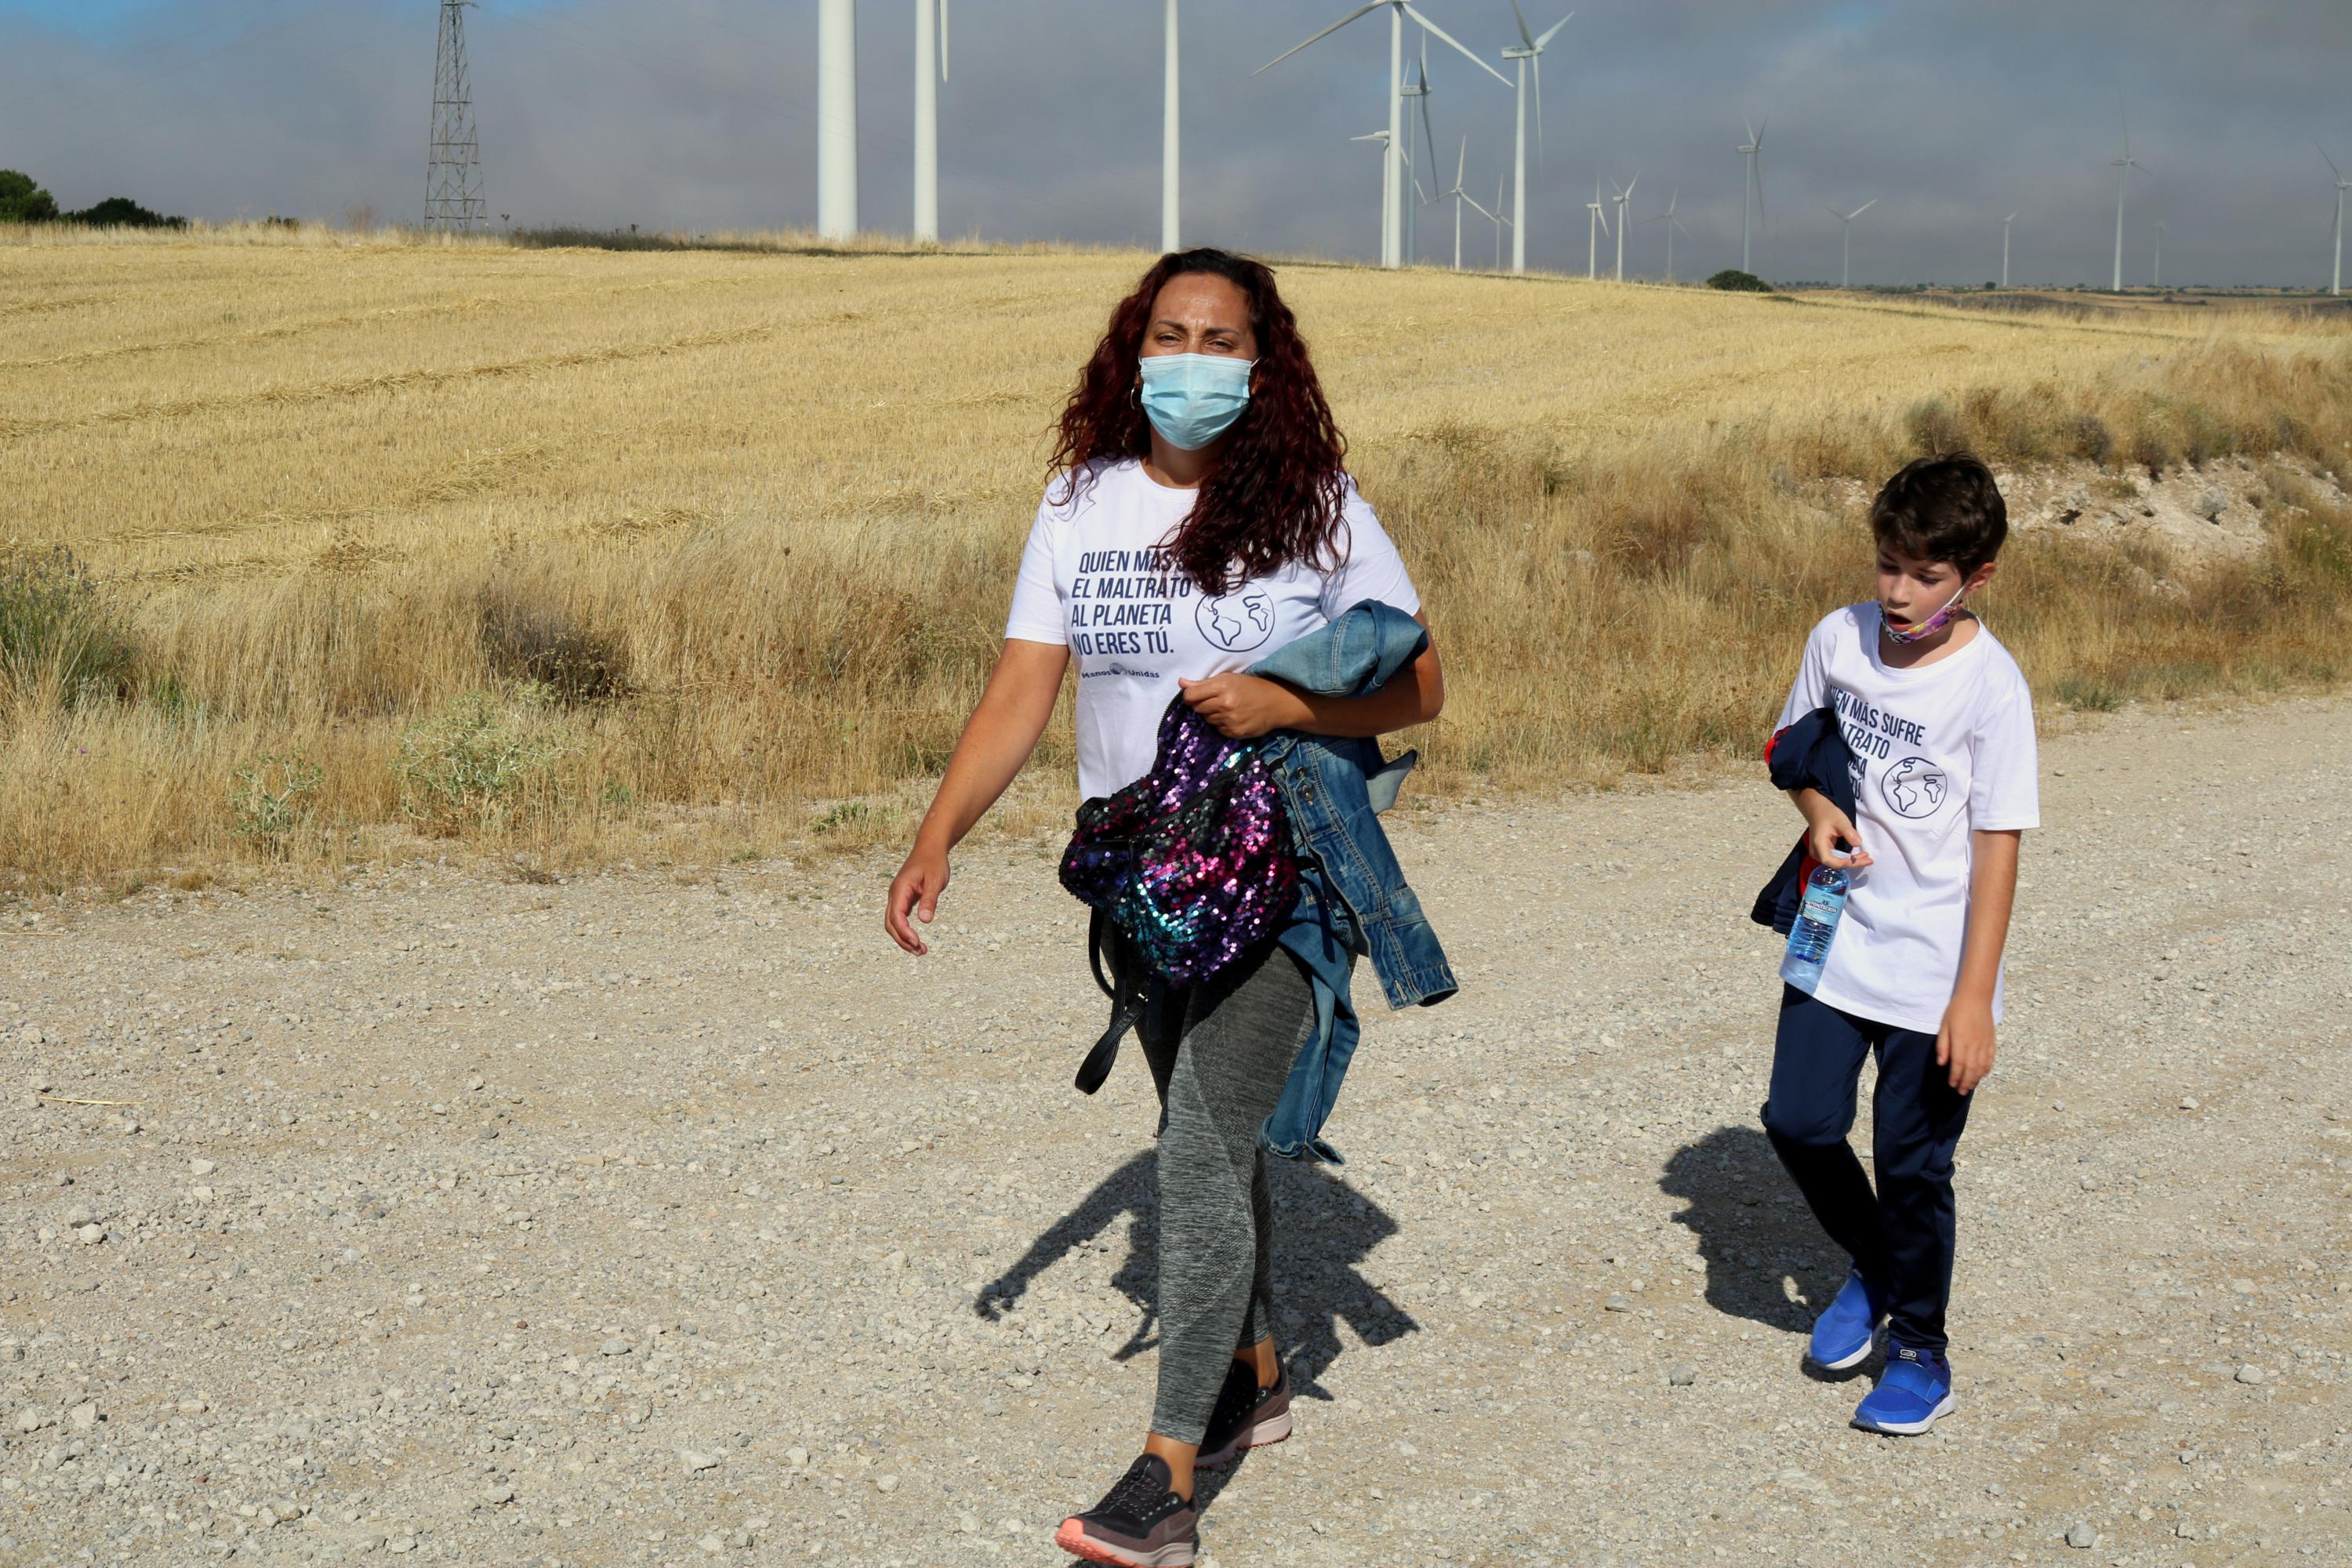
top-left (426, 0), bottom-right (485, 229)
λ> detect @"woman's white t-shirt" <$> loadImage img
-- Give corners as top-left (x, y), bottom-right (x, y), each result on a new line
top-left (1004, 458), bottom-right (1421, 801)
top-left (1774, 604), bottom-right (2041, 1034)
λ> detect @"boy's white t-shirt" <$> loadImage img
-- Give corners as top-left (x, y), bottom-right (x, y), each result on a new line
top-left (1775, 604), bottom-right (2040, 1034)
top-left (1004, 458), bottom-right (1421, 801)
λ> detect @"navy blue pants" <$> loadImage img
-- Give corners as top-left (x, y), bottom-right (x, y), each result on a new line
top-left (1760, 985), bottom-right (1974, 1354)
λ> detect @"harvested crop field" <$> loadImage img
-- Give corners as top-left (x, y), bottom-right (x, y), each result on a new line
top-left (3, 226), bottom-right (2350, 887)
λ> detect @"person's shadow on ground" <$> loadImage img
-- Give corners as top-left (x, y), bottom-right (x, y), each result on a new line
top-left (1660, 1124), bottom-right (1855, 1366)
top-left (975, 1150), bottom-right (1417, 1406)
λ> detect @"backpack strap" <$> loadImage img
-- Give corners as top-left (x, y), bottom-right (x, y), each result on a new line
top-left (1076, 909), bottom-right (1142, 1095)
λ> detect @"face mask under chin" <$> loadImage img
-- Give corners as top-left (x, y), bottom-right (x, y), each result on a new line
top-left (1883, 579), bottom-right (1970, 645)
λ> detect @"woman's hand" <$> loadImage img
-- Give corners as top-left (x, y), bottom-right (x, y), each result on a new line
top-left (1178, 673), bottom-right (1309, 739)
top-left (884, 840), bottom-right (951, 956)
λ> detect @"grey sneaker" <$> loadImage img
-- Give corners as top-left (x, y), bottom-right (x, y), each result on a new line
top-left (1054, 1453), bottom-right (1197, 1567)
top-left (1197, 1359), bottom-right (1291, 1470)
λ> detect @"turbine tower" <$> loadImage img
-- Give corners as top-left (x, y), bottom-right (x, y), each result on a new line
top-left (1162, 0), bottom-right (1181, 252)
top-left (1259, 2), bottom-right (1508, 269)
top-left (2153, 219), bottom-right (2167, 289)
top-left (2109, 118), bottom-right (2145, 292)
top-left (425, 0), bottom-right (485, 230)
top-left (1499, 3), bottom-right (1571, 277)
top-left (818, 0), bottom-right (858, 240)
top-left (1610, 172), bottom-right (1637, 281)
top-left (1584, 177), bottom-right (1608, 280)
top-left (1826, 198), bottom-right (1875, 289)
top-left (913, 0), bottom-right (947, 241)
top-left (2322, 146), bottom-right (2348, 297)
top-left (2001, 210), bottom-right (2017, 289)
top-left (1737, 114), bottom-right (1766, 272)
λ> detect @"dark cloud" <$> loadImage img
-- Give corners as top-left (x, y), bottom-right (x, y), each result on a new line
top-left (2, 0), bottom-right (2347, 286)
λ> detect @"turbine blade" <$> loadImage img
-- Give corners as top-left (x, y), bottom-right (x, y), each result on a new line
top-left (1399, 4), bottom-right (1513, 87)
top-left (1743, 114), bottom-right (1755, 145)
top-left (1852, 197), bottom-right (1876, 218)
top-left (1457, 134), bottom-right (1466, 189)
top-left (1753, 114), bottom-right (1767, 148)
top-left (1537, 11), bottom-right (1573, 48)
top-left (939, 0), bottom-right (949, 80)
top-left (1624, 171), bottom-right (1639, 201)
top-left (1824, 201), bottom-right (1845, 220)
top-left (1419, 90), bottom-right (1439, 190)
top-left (1254, 2), bottom-right (1382, 74)
top-left (1510, 0), bottom-right (1536, 50)
top-left (2004, 210), bottom-right (2018, 223)
top-left (2323, 143), bottom-right (2344, 181)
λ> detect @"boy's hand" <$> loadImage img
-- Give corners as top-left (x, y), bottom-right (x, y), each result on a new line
top-left (1797, 793), bottom-right (1874, 870)
top-left (1937, 993), bottom-right (1997, 1094)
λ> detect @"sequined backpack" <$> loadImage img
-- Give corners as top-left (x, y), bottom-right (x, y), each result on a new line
top-left (1058, 694), bottom-right (1299, 1091)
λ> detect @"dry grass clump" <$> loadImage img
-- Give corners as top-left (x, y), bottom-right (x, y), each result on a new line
top-left (2, 234), bottom-right (2348, 889)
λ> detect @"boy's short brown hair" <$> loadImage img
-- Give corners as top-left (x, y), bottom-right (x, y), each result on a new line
top-left (1869, 452), bottom-right (2008, 573)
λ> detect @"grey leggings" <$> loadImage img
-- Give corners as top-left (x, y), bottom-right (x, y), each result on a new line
top-left (1129, 939), bottom-right (1316, 1446)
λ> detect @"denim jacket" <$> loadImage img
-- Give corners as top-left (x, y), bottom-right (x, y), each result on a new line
top-left (1250, 600), bottom-right (1458, 1160)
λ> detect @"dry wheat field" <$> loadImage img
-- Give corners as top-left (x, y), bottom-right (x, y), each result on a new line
top-left (3, 223), bottom-right (2350, 889)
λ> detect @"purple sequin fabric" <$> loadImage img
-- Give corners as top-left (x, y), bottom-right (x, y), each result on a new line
top-left (1059, 696), bottom-right (1298, 985)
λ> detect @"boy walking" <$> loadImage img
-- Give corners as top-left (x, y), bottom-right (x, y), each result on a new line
top-left (1762, 452), bottom-right (2038, 1435)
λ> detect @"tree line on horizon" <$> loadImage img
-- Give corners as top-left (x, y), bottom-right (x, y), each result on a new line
top-left (2, 169), bottom-right (184, 229)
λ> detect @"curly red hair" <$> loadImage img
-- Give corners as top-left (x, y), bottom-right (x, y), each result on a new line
top-left (1047, 249), bottom-right (1348, 597)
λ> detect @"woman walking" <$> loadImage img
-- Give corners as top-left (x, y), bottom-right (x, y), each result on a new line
top-left (883, 249), bottom-right (1446, 1568)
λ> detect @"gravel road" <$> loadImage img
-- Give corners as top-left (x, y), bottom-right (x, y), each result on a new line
top-left (2, 695), bottom-right (2347, 1568)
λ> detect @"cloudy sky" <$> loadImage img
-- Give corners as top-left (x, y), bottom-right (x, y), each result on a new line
top-left (4, 0), bottom-right (2349, 288)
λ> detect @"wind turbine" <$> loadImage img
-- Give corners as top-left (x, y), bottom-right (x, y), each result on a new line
top-left (1399, 33), bottom-right (1443, 266)
top-left (2000, 210), bottom-right (2017, 289)
top-left (1499, 3), bottom-right (1571, 277)
top-left (1825, 198), bottom-right (1875, 289)
top-left (1584, 177), bottom-right (1609, 280)
top-left (1737, 114), bottom-right (1767, 272)
top-left (2153, 219), bottom-right (2168, 289)
top-left (1258, 2), bottom-right (1509, 269)
top-left (2110, 118), bottom-right (2147, 291)
top-left (1610, 172), bottom-right (1638, 281)
top-left (1643, 185), bottom-right (1690, 282)
top-left (912, 0), bottom-right (948, 241)
top-left (2322, 146), bottom-right (2349, 296)
top-left (1162, 0), bottom-right (1180, 252)
top-left (1444, 137), bottom-right (1472, 270)
top-left (1492, 172), bottom-right (1510, 268)
top-left (817, 0), bottom-right (858, 239)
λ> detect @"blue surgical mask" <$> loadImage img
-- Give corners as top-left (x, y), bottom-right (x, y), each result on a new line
top-left (1138, 353), bottom-right (1254, 452)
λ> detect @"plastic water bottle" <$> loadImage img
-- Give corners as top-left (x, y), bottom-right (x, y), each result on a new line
top-left (1784, 864), bottom-right (1850, 992)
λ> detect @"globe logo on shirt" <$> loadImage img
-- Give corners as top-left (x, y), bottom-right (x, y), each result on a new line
top-left (1195, 586), bottom-right (1276, 652)
top-left (1881, 756), bottom-right (1949, 818)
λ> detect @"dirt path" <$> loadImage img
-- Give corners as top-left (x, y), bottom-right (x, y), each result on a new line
top-left (2, 695), bottom-right (2348, 1567)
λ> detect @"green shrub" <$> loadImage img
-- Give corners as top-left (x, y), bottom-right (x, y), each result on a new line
top-left (0, 544), bottom-right (140, 703)
top-left (1704, 269), bottom-right (1771, 293)
top-left (228, 753), bottom-right (324, 852)
top-left (393, 690), bottom-right (570, 836)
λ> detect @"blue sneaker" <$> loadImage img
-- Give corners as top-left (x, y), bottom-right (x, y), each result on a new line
top-left (1853, 1344), bottom-right (1955, 1435)
top-left (1807, 1267), bottom-right (1886, 1371)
